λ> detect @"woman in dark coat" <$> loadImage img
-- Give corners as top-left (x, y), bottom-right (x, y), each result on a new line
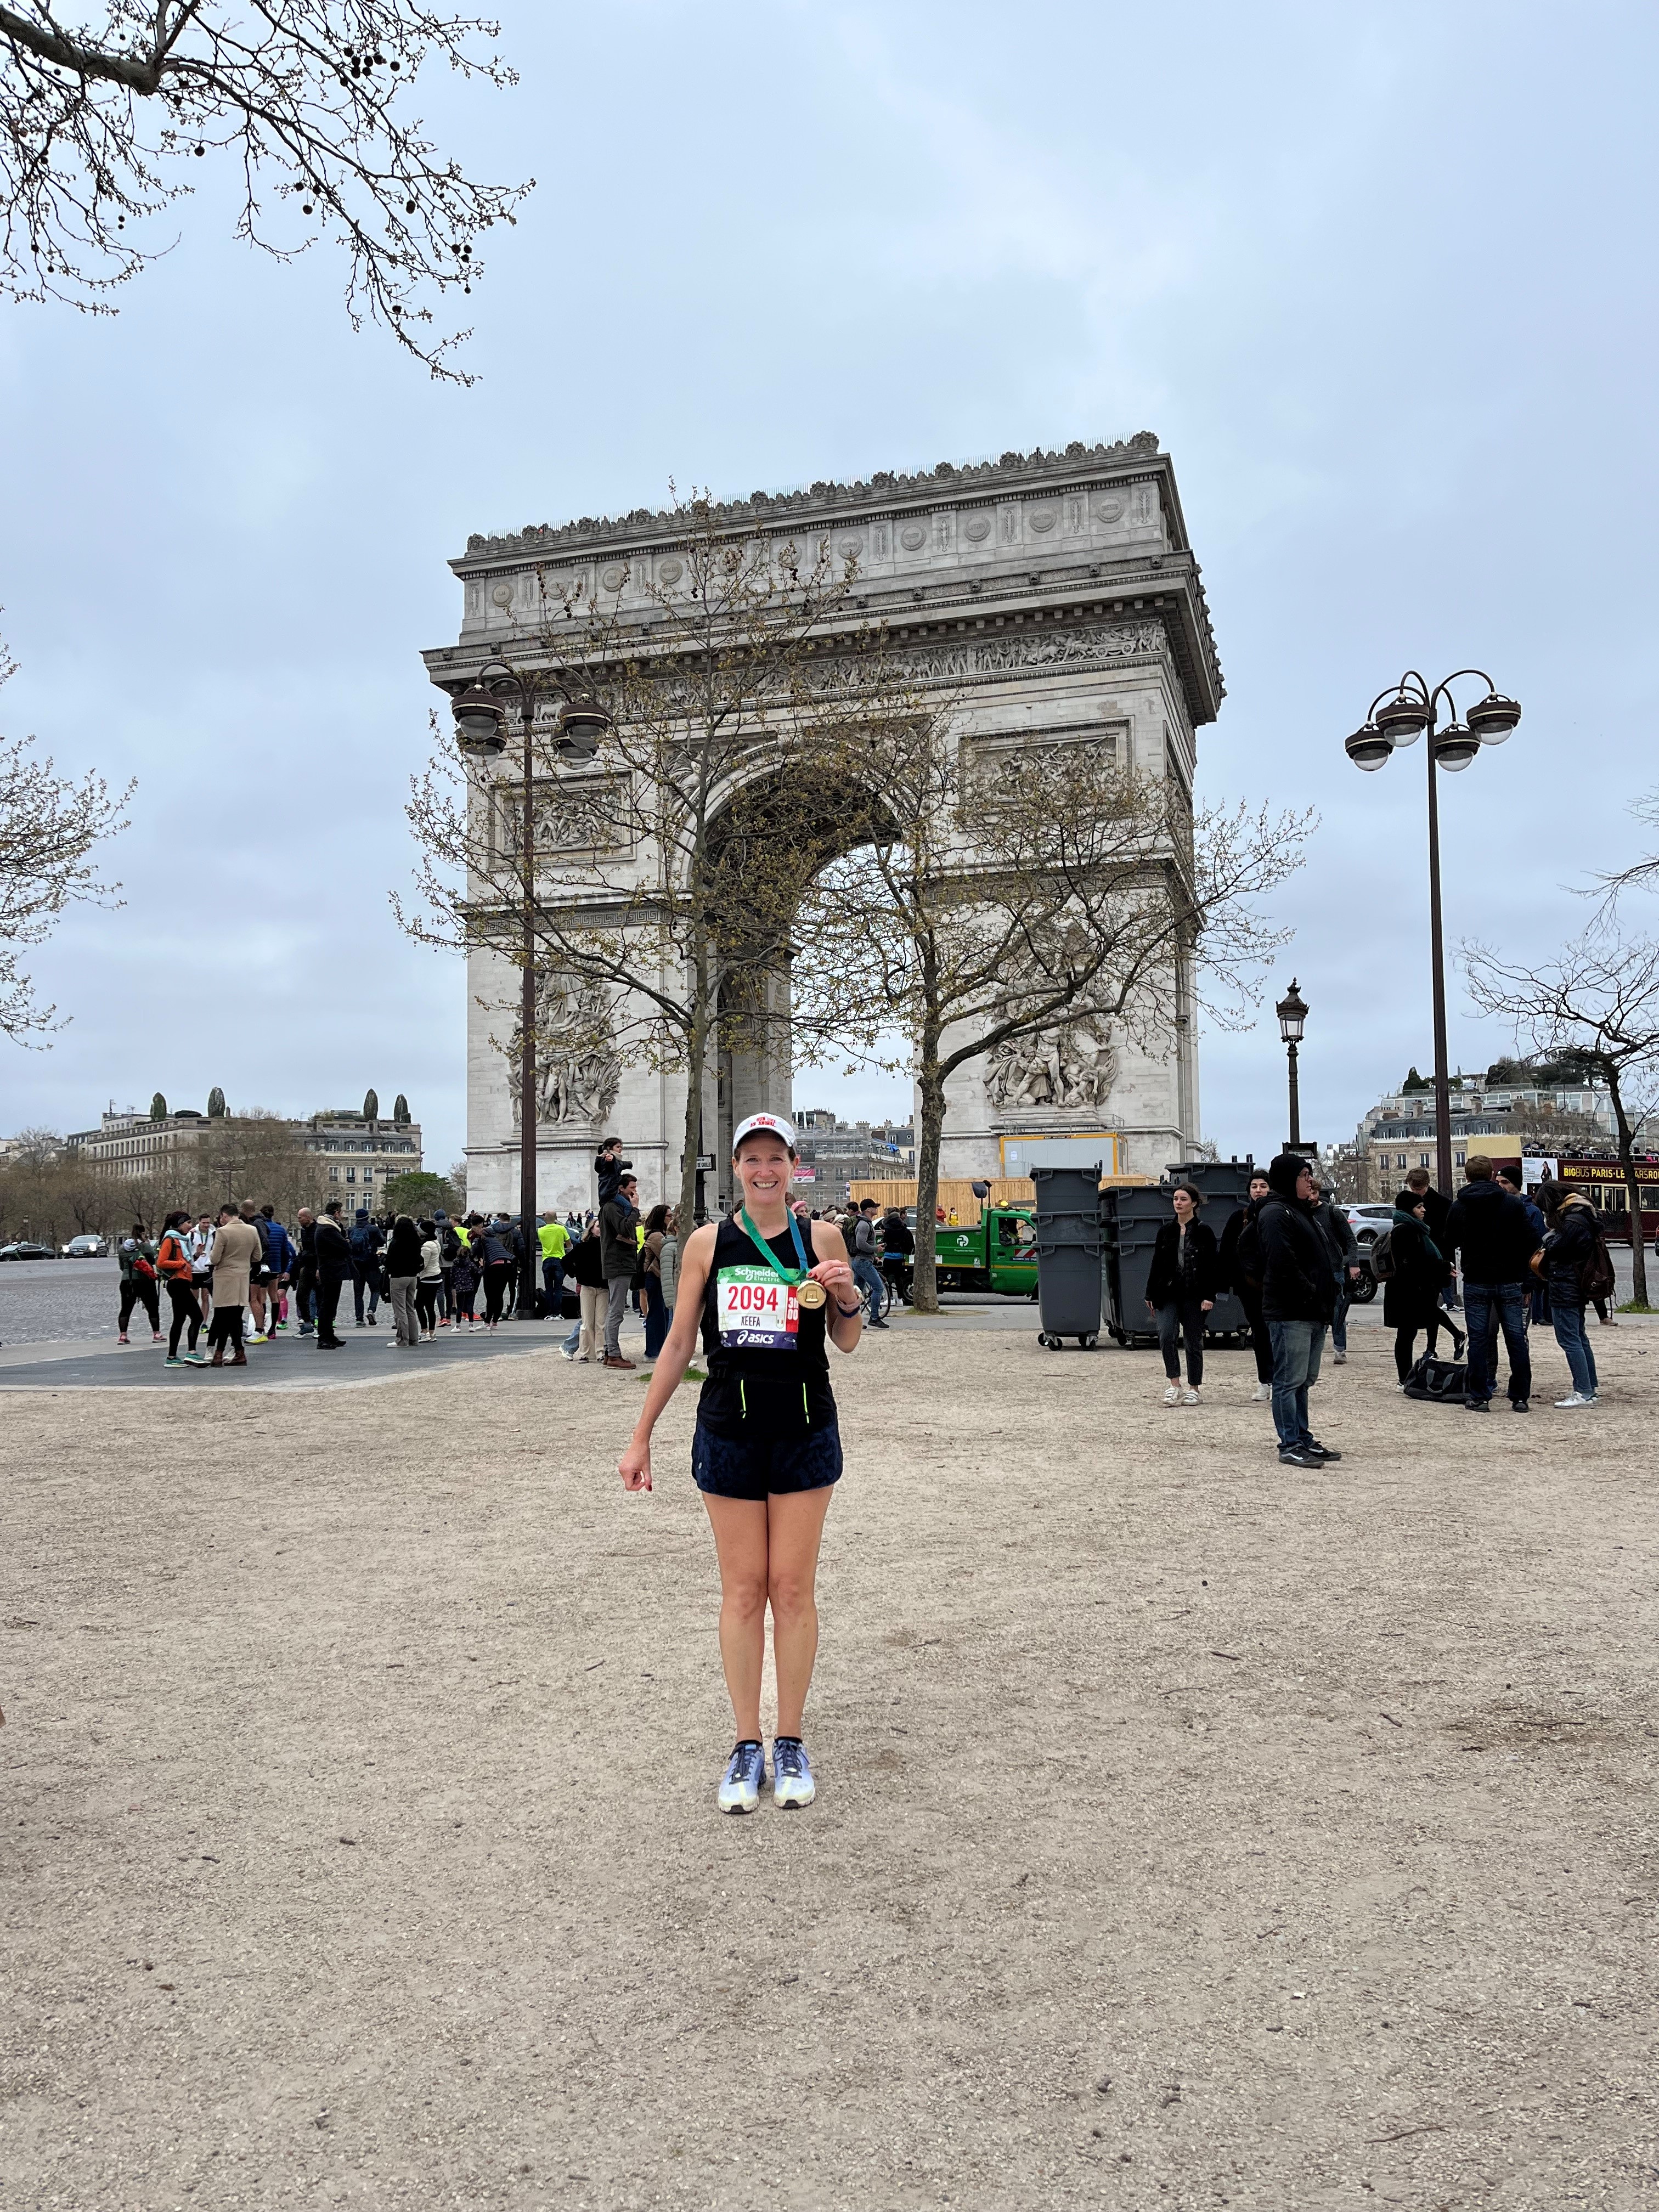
top-left (1144, 1182), bottom-right (1219, 1403)
top-left (1383, 1190), bottom-right (1463, 1383)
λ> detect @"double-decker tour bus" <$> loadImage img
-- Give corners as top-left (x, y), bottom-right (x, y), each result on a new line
top-left (1497, 1154), bottom-right (1659, 1245)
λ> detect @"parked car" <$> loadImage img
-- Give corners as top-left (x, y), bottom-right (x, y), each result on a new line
top-left (61, 1233), bottom-right (109, 1259)
top-left (1344, 1204), bottom-right (1395, 1249)
top-left (0, 1239), bottom-right (57, 1261)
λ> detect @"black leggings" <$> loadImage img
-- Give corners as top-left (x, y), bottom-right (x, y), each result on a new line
top-left (1156, 1297), bottom-right (1206, 1386)
top-left (1393, 1312), bottom-right (1462, 1383)
top-left (415, 1280), bottom-right (440, 1331)
top-left (166, 1282), bottom-right (202, 1357)
top-left (119, 1278), bottom-right (160, 1333)
top-left (1238, 1285), bottom-right (1272, 1383)
top-left (483, 1264), bottom-right (509, 1322)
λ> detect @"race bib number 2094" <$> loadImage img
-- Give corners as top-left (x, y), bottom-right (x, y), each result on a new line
top-left (716, 1265), bottom-right (799, 1351)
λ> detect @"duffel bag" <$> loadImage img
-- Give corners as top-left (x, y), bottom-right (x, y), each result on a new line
top-left (1403, 1353), bottom-right (1468, 1403)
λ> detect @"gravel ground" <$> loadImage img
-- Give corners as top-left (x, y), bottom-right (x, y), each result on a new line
top-left (2, 1320), bottom-right (1655, 2210)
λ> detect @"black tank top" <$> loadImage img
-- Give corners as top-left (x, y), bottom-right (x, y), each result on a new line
top-left (697, 1213), bottom-right (837, 1440)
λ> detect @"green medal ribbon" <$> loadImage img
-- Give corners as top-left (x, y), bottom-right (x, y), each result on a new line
top-left (738, 1205), bottom-right (811, 1285)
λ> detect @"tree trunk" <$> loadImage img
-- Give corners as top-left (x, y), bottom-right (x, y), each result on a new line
top-left (911, 1054), bottom-right (946, 1315)
top-left (678, 935), bottom-right (712, 1243)
top-left (1607, 1069), bottom-right (1648, 1307)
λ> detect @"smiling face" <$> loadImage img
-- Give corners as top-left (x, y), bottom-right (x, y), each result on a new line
top-left (733, 1131), bottom-right (795, 1212)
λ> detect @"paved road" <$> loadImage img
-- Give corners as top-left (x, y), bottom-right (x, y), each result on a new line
top-left (0, 1256), bottom-right (119, 1345)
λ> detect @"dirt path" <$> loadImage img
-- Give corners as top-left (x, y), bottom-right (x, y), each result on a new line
top-left (2, 1323), bottom-right (1654, 2209)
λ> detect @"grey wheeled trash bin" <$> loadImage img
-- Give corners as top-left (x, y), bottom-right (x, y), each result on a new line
top-left (1032, 1164), bottom-right (1103, 1349)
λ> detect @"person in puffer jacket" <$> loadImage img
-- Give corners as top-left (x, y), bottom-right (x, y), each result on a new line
top-left (1537, 1183), bottom-right (1600, 1406)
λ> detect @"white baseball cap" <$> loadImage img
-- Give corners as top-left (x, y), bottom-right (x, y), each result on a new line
top-left (732, 1111), bottom-right (797, 1153)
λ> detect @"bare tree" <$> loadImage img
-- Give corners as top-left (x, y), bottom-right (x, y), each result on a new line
top-left (0, 635), bottom-right (133, 1043)
top-left (793, 707), bottom-right (1313, 1309)
top-left (1464, 932), bottom-right (1659, 1306)
top-left (400, 499), bottom-right (894, 1235)
top-left (1588, 787), bottom-right (1659, 911)
top-left (1, 1), bottom-right (528, 379)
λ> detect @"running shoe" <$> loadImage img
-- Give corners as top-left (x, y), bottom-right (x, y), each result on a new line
top-left (772, 1736), bottom-right (815, 1809)
top-left (1251, 1382), bottom-right (1273, 1403)
top-left (1553, 1392), bottom-right (1593, 1409)
top-left (718, 1740), bottom-right (766, 1815)
top-left (1181, 1387), bottom-right (1200, 1406)
top-left (1333, 1350), bottom-right (1347, 1365)
top-left (1162, 1383), bottom-right (1181, 1407)
top-left (1303, 1438), bottom-right (1343, 1462)
top-left (163, 1356), bottom-right (184, 1369)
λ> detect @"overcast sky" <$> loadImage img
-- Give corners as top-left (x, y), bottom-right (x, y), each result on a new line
top-left (3, 1), bottom-right (1656, 1173)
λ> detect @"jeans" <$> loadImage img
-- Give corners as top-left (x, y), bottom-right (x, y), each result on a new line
top-left (642, 1277), bottom-right (670, 1357)
top-left (352, 1262), bottom-right (381, 1323)
top-left (851, 1255), bottom-right (886, 1321)
top-left (1463, 1280), bottom-right (1532, 1403)
top-left (1331, 1282), bottom-right (1351, 1353)
top-left (1155, 1297), bottom-right (1205, 1385)
top-left (543, 1256), bottom-right (565, 1314)
top-left (1551, 1300), bottom-right (1599, 1397)
top-left (605, 1276), bottom-right (631, 1358)
top-left (1268, 1318), bottom-right (1325, 1451)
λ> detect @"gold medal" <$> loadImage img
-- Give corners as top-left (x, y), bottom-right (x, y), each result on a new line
top-left (795, 1277), bottom-right (827, 1310)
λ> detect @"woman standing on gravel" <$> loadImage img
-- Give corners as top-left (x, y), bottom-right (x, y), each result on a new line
top-left (618, 1114), bottom-right (862, 1816)
top-left (1145, 1183), bottom-right (1217, 1406)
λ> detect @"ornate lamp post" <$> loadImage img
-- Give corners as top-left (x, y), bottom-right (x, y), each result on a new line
top-left (1344, 670), bottom-right (1521, 1195)
top-left (451, 661), bottom-right (611, 1316)
top-left (1276, 978), bottom-right (1308, 1152)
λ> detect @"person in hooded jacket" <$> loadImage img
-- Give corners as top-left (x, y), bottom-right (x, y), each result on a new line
top-left (1536, 1181), bottom-right (1601, 1406)
top-left (383, 1213), bottom-right (425, 1346)
top-left (1443, 1155), bottom-right (1537, 1412)
top-left (1219, 1171), bottom-right (1274, 1402)
top-left (1257, 1154), bottom-right (1341, 1467)
top-left (1311, 1180), bottom-right (1364, 1365)
top-left (1383, 1190), bottom-right (1457, 1384)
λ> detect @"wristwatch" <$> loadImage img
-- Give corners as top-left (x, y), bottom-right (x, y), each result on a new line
top-left (834, 1300), bottom-right (862, 1318)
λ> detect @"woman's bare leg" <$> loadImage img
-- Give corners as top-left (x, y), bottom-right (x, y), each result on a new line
top-left (702, 1495), bottom-right (770, 1740)
top-left (766, 1486), bottom-right (834, 1737)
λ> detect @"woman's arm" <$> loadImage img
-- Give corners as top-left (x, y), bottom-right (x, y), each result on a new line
top-left (618, 1225), bottom-right (716, 1492)
top-left (810, 1218), bottom-right (862, 1352)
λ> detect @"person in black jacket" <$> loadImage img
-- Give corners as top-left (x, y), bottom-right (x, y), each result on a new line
top-left (1218, 1171), bottom-right (1273, 1400)
top-left (594, 1138), bottom-right (629, 1210)
top-left (1537, 1182), bottom-right (1601, 1405)
top-left (1443, 1155), bottom-right (1537, 1411)
top-left (1404, 1166), bottom-right (1459, 1314)
top-left (312, 1200), bottom-right (354, 1350)
top-left (1383, 1192), bottom-right (1458, 1384)
top-left (1310, 1179), bottom-right (1365, 1365)
top-left (1144, 1182), bottom-right (1218, 1403)
top-left (1257, 1153), bottom-right (1341, 1467)
top-left (881, 1207), bottom-right (915, 1307)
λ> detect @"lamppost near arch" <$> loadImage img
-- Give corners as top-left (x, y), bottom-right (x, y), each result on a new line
top-left (449, 660), bottom-right (612, 1315)
top-left (1344, 669), bottom-right (1521, 1197)
top-left (1277, 978), bottom-right (1308, 1152)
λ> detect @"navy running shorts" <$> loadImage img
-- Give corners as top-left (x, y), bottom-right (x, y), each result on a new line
top-left (691, 1419), bottom-right (843, 1501)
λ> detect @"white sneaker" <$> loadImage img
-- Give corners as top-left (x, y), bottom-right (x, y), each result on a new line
top-left (1182, 1387), bottom-right (1200, 1406)
top-left (1251, 1382), bottom-right (1273, 1403)
top-left (772, 1737), bottom-right (815, 1809)
top-left (1333, 1350), bottom-right (1347, 1365)
top-left (718, 1740), bottom-right (765, 1814)
top-left (1553, 1391), bottom-right (1593, 1409)
top-left (1163, 1383), bottom-right (1181, 1407)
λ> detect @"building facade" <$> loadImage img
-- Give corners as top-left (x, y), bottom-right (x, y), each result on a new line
top-left (425, 435), bottom-right (1224, 1216)
top-left (64, 1103), bottom-right (423, 1207)
top-left (792, 1110), bottom-right (913, 1211)
top-left (298, 1113), bottom-right (424, 1207)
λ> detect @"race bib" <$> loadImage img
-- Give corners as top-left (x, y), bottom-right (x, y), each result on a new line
top-left (716, 1265), bottom-right (799, 1351)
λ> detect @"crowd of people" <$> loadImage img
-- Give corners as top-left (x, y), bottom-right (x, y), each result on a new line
top-left (1148, 1151), bottom-right (1622, 1464)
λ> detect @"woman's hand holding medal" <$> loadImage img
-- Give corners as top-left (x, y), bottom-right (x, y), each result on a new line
top-left (805, 1255), bottom-right (855, 1312)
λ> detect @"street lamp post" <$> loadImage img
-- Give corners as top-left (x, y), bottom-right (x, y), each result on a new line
top-left (1276, 978), bottom-right (1308, 1150)
top-left (1344, 670), bottom-right (1521, 1197)
top-left (451, 661), bottom-right (612, 1316)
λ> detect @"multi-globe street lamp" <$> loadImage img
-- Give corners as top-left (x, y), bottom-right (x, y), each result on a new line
top-left (1276, 978), bottom-right (1308, 1152)
top-left (1344, 670), bottom-right (1521, 1195)
top-left (450, 661), bottom-right (611, 1316)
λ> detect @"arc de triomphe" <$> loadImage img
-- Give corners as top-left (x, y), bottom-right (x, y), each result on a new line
top-left (422, 433), bottom-right (1223, 1216)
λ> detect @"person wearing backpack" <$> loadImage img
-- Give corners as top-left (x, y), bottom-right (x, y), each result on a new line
top-left (116, 1224), bottom-right (162, 1345)
top-left (1444, 1155), bottom-right (1537, 1413)
top-left (1380, 1190), bottom-right (1459, 1386)
top-left (434, 1211), bottom-right (461, 1325)
top-left (1537, 1182), bottom-right (1608, 1407)
top-left (349, 1207), bottom-right (385, 1327)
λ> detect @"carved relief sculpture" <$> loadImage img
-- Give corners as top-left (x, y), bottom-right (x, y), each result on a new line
top-left (985, 1013), bottom-right (1116, 1115)
top-left (506, 972), bottom-right (622, 1131)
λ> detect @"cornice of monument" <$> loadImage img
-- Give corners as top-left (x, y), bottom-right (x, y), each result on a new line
top-left (453, 433), bottom-right (1171, 566)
